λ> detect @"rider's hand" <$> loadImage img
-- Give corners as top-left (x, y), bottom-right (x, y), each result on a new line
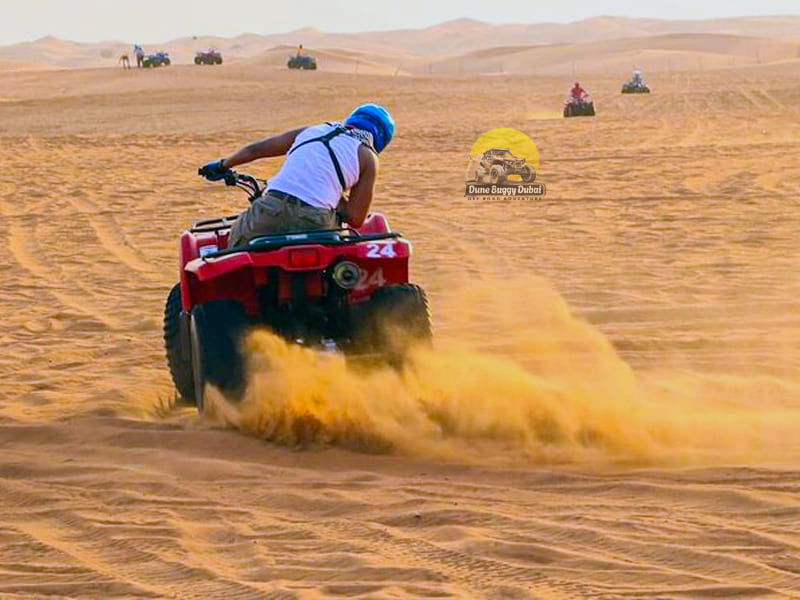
top-left (199, 159), bottom-right (228, 181)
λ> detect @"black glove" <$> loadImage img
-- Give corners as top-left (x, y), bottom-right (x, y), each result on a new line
top-left (199, 159), bottom-right (228, 181)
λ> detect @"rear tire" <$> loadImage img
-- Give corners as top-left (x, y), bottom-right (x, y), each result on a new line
top-left (163, 284), bottom-right (195, 403)
top-left (361, 284), bottom-right (432, 367)
top-left (190, 300), bottom-right (249, 414)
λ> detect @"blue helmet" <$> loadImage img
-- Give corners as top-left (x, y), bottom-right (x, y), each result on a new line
top-left (344, 103), bottom-right (395, 153)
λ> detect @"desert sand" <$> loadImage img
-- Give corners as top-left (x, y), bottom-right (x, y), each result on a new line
top-left (1, 25), bottom-right (800, 598)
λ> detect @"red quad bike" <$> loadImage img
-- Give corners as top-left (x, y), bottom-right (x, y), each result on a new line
top-left (563, 95), bottom-right (596, 118)
top-left (163, 171), bottom-right (432, 413)
top-left (195, 49), bottom-right (223, 65)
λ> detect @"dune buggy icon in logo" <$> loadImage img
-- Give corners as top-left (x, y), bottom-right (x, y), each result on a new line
top-left (465, 128), bottom-right (546, 199)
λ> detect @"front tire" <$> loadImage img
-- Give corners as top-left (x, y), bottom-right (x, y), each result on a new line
top-left (190, 300), bottom-right (249, 414)
top-left (489, 165), bottom-right (505, 185)
top-left (521, 164), bottom-right (536, 183)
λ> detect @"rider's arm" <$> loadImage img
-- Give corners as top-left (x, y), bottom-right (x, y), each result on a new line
top-left (221, 127), bottom-right (306, 169)
top-left (339, 146), bottom-right (377, 228)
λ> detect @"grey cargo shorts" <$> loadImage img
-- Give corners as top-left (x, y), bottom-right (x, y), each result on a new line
top-left (229, 191), bottom-right (337, 248)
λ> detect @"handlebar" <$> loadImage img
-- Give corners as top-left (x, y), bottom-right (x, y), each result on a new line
top-left (199, 168), bottom-right (266, 203)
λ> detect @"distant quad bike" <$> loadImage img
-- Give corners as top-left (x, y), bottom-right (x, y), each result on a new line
top-left (142, 52), bottom-right (171, 68)
top-left (195, 49), bottom-right (223, 65)
top-left (287, 54), bottom-right (317, 70)
top-left (621, 71), bottom-right (650, 94)
top-left (473, 148), bottom-right (536, 185)
top-left (163, 171), bottom-right (432, 413)
top-left (564, 97), bottom-right (596, 118)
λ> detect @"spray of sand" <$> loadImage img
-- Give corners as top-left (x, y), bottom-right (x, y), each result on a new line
top-left (206, 277), bottom-right (800, 465)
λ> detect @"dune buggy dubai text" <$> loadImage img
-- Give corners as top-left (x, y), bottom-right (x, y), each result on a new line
top-left (465, 183), bottom-right (546, 198)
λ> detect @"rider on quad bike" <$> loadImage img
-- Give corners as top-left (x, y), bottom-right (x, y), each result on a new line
top-left (564, 82), bottom-right (596, 118)
top-left (167, 104), bottom-right (429, 411)
top-left (199, 104), bottom-right (394, 246)
top-left (570, 82), bottom-right (588, 102)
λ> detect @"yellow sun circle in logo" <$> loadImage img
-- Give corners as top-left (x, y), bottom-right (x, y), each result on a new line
top-left (470, 128), bottom-right (539, 172)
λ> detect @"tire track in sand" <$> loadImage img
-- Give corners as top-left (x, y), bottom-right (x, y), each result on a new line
top-left (0, 479), bottom-right (286, 600)
top-left (316, 517), bottom-right (596, 599)
top-left (62, 189), bottom-right (162, 282)
top-left (0, 196), bottom-right (122, 330)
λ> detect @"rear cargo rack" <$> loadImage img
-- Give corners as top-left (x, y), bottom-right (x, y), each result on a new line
top-left (199, 229), bottom-right (401, 260)
top-left (191, 215), bottom-right (241, 233)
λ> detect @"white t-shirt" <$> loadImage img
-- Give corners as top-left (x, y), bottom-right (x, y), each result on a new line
top-left (267, 123), bottom-right (363, 210)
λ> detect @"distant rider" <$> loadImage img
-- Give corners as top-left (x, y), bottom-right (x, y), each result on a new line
top-left (571, 82), bottom-right (588, 101)
top-left (199, 103), bottom-right (395, 247)
top-left (133, 44), bottom-right (144, 68)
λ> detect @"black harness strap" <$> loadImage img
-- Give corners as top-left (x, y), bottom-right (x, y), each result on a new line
top-left (288, 126), bottom-right (347, 190)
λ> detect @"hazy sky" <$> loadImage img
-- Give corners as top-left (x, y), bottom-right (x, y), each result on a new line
top-left (4, 0), bottom-right (799, 44)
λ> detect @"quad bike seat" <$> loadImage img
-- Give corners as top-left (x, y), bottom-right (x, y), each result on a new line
top-left (246, 214), bottom-right (393, 250)
top-left (248, 230), bottom-right (349, 249)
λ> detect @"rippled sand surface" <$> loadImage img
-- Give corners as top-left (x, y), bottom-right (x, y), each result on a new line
top-left (1, 63), bottom-right (799, 598)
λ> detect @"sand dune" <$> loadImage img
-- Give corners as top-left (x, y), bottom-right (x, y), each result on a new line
top-left (217, 16), bottom-right (800, 57)
top-left (1, 43), bottom-right (800, 599)
top-left (2, 16), bottom-right (799, 74)
top-left (0, 35), bottom-right (127, 70)
top-left (419, 33), bottom-right (800, 76)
